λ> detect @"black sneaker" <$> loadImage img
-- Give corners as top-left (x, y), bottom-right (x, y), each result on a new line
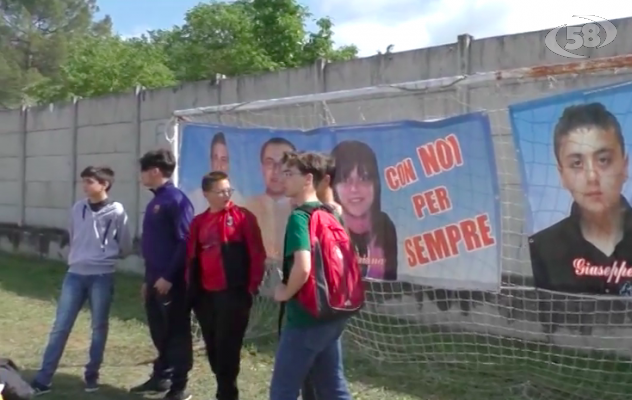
top-left (129, 377), bottom-right (171, 394)
top-left (163, 389), bottom-right (192, 400)
top-left (31, 381), bottom-right (51, 396)
top-left (84, 378), bottom-right (99, 393)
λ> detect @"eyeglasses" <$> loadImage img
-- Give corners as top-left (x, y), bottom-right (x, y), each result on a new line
top-left (211, 188), bottom-right (235, 196)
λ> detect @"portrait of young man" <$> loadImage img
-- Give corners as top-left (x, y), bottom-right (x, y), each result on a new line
top-left (188, 132), bottom-right (245, 214)
top-left (244, 137), bottom-right (296, 260)
top-left (528, 102), bottom-right (632, 296)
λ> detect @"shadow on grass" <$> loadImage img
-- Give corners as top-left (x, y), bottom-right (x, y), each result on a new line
top-left (243, 307), bottom-right (441, 400)
top-left (20, 370), bottom-right (138, 400)
top-left (11, 252), bottom-right (625, 400)
top-left (246, 297), bottom-right (632, 400)
top-left (1, 253), bottom-right (591, 400)
top-left (0, 252), bottom-right (146, 324)
top-left (245, 332), bottom-right (473, 400)
top-left (0, 253), bottom-right (435, 399)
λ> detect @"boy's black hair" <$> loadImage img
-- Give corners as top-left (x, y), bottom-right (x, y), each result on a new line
top-left (201, 170), bottom-right (229, 192)
top-left (554, 102), bottom-right (624, 163)
top-left (139, 148), bottom-right (176, 178)
top-left (80, 166), bottom-right (115, 192)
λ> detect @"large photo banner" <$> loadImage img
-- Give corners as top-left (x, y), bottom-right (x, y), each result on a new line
top-left (509, 80), bottom-right (632, 295)
top-left (178, 113), bottom-right (501, 290)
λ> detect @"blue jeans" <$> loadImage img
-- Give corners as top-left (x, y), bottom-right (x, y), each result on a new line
top-left (34, 272), bottom-right (114, 385)
top-left (269, 318), bottom-right (352, 400)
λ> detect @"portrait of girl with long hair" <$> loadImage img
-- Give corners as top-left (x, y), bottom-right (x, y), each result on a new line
top-left (331, 140), bottom-right (398, 281)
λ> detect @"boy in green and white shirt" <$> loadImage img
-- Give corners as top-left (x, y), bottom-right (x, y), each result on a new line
top-left (270, 151), bottom-right (352, 400)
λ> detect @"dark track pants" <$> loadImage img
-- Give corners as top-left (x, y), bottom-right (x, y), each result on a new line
top-left (302, 376), bottom-right (318, 400)
top-left (145, 285), bottom-right (193, 391)
top-left (193, 289), bottom-right (253, 400)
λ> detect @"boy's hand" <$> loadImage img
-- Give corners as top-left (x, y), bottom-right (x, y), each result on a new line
top-left (154, 278), bottom-right (172, 295)
top-left (274, 283), bottom-right (290, 302)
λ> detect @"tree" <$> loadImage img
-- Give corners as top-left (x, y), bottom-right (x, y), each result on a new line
top-left (27, 35), bottom-right (176, 103)
top-left (0, 23), bottom-right (24, 107)
top-left (0, 0), bottom-right (113, 106)
top-left (302, 17), bottom-right (359, 63)
top-left (0, 0), bottom-right (360, 105)
top-left (154, 1), bottom-right (275, 81)
top-left (249, 0), bottom-right (307, 67)
top-left (156, 0), bottom-right (359, 82)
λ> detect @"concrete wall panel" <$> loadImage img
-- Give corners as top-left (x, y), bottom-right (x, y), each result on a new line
top-left (0, 109), bottom-right (24, 135)
top-left (0, 157), bottom-right (20, 181)
top-left (77, 122), bottom-right (136, 154)
top-left (76, 153), bottom-right (136, 181)
top-left (24, 206), bottom-right (67, 228)
top-left (0, 181), bottom-right (20, 206)
top-left (0, 205), bottom-right (19, 223)
top-left (26, 104), bottom-right (75, 132)
top-left (0, 132), bottom-right (21, 157)
top-left (25, 155), bottom-right (73, 182)
top-left (26, 129), bottom-right (73, 156)
top-left (77, 92), bottom-right (137, 126)
top-left (25, 181), bottom-right (73, 208)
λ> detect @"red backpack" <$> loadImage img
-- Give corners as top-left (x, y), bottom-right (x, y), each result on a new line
top-left (294, 204), bottom-right (365, 319)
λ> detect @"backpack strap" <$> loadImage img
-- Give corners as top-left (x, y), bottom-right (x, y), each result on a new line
top-left (296, 203), bottom-right (334, 215)
top-left (278, 203), bottom-right (336, 338)
top-left (277, 302), bottom-right (286, 339)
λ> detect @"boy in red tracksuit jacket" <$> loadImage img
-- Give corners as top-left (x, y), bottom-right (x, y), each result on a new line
top-left (186, 170), bottom-right (266, 400)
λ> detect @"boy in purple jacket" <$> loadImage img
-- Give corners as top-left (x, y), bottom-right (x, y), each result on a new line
top-left (130, 149), bottom-right (193, 400)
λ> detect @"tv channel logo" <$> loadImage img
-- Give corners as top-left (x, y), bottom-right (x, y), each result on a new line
top-left (545, 15), bottom-right (617, 59)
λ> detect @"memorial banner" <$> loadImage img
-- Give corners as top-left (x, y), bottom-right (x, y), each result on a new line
top-left (510, 81), bottom-right (632, 295)
top-left (178, 113), bottom-right (500, 290)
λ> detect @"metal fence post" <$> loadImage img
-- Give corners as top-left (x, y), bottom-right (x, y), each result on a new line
top-left (313, 58), bottom-right (330, 127)
top-left (18, 106), bottom-right (28, 226)
top-left (133, 86), bottom-right (143, 238)
top-left (70, 98), bottom-right (79, 205)
top-left (457, 34), bottom-right (473, 114)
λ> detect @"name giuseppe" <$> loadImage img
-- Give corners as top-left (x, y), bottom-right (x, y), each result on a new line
top-left (573, 258), bottom-right (632, 284)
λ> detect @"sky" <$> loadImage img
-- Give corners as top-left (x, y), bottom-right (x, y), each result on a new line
top-left (96, 0), bottom-right (632, 57)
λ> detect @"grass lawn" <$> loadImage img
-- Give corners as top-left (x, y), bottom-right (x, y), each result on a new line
top-left (0, 253), bottom-right (428, 400)
top-left (3, 252), bottom-right (632, 400)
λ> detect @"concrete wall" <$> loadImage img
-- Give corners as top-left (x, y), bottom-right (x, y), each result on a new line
top-left (2, 18), bottom-right (632, 361)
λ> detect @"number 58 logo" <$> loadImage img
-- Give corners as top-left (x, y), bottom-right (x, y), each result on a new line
top-left (544, 15), bottom-right (617, 59)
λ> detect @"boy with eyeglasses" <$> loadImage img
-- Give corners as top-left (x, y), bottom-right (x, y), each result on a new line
top-left (186, 171), bottom-right (266, 400)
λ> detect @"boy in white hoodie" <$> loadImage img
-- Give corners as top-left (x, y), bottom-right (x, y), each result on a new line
top-left (31, 166), bottom-right (133, 395)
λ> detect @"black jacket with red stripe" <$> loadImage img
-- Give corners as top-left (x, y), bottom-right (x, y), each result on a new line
top-left (186, 203), bottom-right (266, 293)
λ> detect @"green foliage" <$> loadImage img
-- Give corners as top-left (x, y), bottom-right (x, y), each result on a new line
top-left (303, 17), bottom-right (359, 63)
top-left (157, 1), bottom-right (276, 80)
top-left (27, 35), bottom-right (177, 103)
top-left (160, 0), bottom-right (359, 82)
top-left (0, 0), bottom-right (113, 106)
top-left (0, 0), bottom-right (359, 107)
